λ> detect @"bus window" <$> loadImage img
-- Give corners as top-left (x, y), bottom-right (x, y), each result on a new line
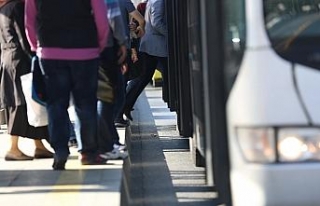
top-left (223, 0), bottom-right (246, 94)
top-left (264, 0), bottom-right (320, 69)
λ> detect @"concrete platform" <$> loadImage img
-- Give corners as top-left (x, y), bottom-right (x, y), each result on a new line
top-left (0, 85), bottom-right (219, 206)
top-left (121, 86), bottom-right (218, 206)
top-left (0, 125), bottom-right (126, 206)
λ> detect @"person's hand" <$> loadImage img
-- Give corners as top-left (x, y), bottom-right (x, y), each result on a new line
top-left (121, 63), bottom-right (128, 74)
top-left (117, 45), bottom-right (127, 65)
top-left (135, 26), bottom-right (145, 38)
top-left (129, 22), bottom-right (137, 31)
top-left (131, 49), bottom-right (138, 63)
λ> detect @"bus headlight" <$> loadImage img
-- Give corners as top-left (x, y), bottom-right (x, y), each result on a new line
top-left (278, 128), bottom-right (320, 162)
top-left (237, 127), bottom-right (320, 163)
top-left (237, 128), bottom-right (276, 163)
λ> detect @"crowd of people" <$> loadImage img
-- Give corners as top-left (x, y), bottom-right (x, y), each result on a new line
top-left (0, 0), bottom-right (167, 170)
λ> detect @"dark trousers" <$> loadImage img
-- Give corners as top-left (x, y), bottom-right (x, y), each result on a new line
top-left (124, 52), bottom-right (168, 113)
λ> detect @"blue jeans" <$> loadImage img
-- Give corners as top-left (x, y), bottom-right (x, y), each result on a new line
top-left (69, 117), bottom-right (76, 140)
top-left (40, 59), bottom-right (99, 160)
top-left (97, 100), bottom-right (119, 153)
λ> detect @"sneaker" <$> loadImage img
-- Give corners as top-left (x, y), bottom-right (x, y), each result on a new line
top-left (80, 153), bottom-right (106, 165)
top-left (100, 148), bottom-right (128, 160)
top-left (114, 119), bottom-right (129, 127)
top-left (113, 143), bottom-right (127, 151)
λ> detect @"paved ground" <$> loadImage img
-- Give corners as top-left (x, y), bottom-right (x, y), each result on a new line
top-left (0, 124), bottom-right (126, 206)
top-left (121, 86), bottom-right (218, 206)
top-left (0, 85), bottom-right (219, 206)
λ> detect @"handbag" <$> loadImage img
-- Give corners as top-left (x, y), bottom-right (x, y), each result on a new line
top-left (31, 56), bottom-right (47, 106)
top-left (20, 56), bottom-right (48, 127)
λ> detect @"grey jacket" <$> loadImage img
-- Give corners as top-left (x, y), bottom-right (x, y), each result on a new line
top-left (139, 0), bottom-right (167, 57)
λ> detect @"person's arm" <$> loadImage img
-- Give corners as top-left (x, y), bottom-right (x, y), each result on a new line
top-left (106, 0), bottom-right (127, 46)
top-left (105, 0), bottom-right (127, 64)
top-left (111, 14), bottom-right (127, 64)
top-left (150, 0), bottom-right (167, 36)
top-left (91, 0), bottom-right (109, 51)
top-left (126, 0), bottom-right (145, 37)
top-left (129, 10), bottom-right (145, 29)
top-left (25, 0), bottom-right (38, 52)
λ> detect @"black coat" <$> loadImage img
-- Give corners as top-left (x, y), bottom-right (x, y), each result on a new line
top-left (0, 0), bottom-right (34, 108)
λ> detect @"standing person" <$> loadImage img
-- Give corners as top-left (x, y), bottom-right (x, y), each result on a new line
top-left (95, 0), bottom-right (128, 160)
top-left (0, 0), bottom-right (53, 161)
top-left (25, 0), bottom-right (109, 170)
top-left (113, 0), bottom-right (145, 126)
top-left (121, 0), bottom-right (167, 121)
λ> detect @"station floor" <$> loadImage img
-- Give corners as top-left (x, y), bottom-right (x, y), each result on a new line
top-left (0, 85), bottom-right (218, 206)
top-left (0, 118), bottom-right (125, 206)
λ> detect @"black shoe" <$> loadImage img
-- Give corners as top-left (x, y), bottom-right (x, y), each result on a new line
top-left (114, 119), bottom-right (129, 127)
top-left (52, 158), bottom-right (67, 170)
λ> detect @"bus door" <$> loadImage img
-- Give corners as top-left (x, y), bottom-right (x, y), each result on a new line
top-left (186, 0), bottom-right (206, 167)
top-left (166, 0), bottom-right (193, 137)
top-left (174, 0), bottom-right (193, 137)
top-left (165, 0), bottom-right (178, 111)
top-left (188, 0), bottom-right (232, 205)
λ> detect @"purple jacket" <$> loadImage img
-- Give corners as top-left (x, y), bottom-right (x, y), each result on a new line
top-left (25, 0), bottom-right (109, 60)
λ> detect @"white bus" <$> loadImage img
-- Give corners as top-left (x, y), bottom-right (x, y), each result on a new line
top-left (225, 0), bottom-right (320, 205)
top-left (168, 0), bottom-right (320, 205)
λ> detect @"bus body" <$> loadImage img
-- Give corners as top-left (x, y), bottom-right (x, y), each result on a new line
top-left (166, 0), bottom-right (320, 205)
top-left (225, 0), bottom-right (320, 205)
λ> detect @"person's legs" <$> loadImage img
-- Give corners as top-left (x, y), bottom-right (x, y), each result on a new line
top-left (40, 59), bottom-right (71, 166)
top-left (73, 112), bottom-right (82, 151)
top-left (4, 104), bottom-right (53, 160)
top-left (97, 100), bottom-right (115, 153)
top-left (5, 135), bottom-right (33, 160)
top-left (70, 59), bottom-right (103, 164)
top-left (68, 117), bottom-right (77, 147)
top-left (97, 100), bottom-right (128, 160)
top-left (8, 135), bottom-right (22, 154)
top-left (123, 53), bottom-right (158, 119)
top-left (34, 139), bottom-right (49, 150)
top-left (34, 139), bottom-right (54, 158)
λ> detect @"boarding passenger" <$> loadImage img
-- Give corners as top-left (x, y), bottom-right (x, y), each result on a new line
top-left (113, 0), bottom-right (145, 127)
top-left (124, 0), bottom-right (148, 98)
top-left (121, 0), bottom-right (168, 121)
top-left (25, 0), bottom-right (109, 170)
top-left (0, 0), bottom-right (53, 161)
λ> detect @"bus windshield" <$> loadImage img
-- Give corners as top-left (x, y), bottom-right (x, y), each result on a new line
top-left (264, 0), bottom-right (320, 69)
